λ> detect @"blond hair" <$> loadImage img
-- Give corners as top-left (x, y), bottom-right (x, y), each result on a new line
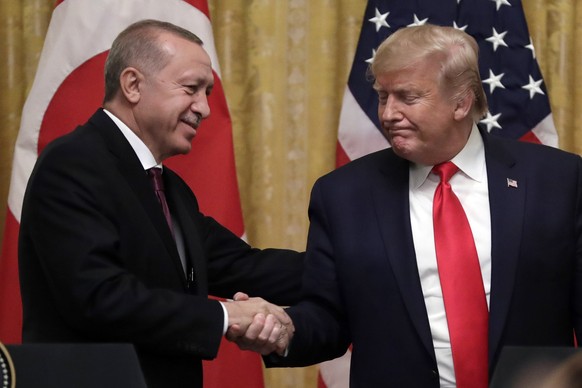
top-left (371, 24), bottom-right (488, 121)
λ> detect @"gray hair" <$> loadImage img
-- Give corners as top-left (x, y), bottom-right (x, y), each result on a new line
top-left (103, 19), bottom-right (203, 102)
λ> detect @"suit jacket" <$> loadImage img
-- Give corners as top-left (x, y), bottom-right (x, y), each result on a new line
top-left (268, 129), bottom-right (582, 387)
top-left (19, 109), bottom-right (303, 388)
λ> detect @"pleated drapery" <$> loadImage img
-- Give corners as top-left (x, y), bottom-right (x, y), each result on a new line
top-left (1, 1), bottom-right (581, 387)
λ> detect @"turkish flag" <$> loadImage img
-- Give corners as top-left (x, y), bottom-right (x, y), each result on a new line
top-left (0, 1), bottom-right (263, 387)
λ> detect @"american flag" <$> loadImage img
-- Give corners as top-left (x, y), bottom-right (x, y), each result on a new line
top-left (322, 0), bottom-right (556, 387)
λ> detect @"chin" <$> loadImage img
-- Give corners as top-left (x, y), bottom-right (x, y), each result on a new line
top-left (391, 144), bottom-right (418, 163)
top-left (179, 146), bottom-right (192, 155)
top-left (177, 137), bottom-right (194, 153)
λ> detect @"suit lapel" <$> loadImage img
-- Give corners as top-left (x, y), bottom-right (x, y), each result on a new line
top-left (373, 152), bottom-right (436, 361)
top-left (90, 110), bottom-right (186, 287)
top-left (482, 132), bottom-right (526, 365)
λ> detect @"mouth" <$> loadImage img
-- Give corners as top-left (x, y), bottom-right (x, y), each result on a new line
top-left (181, 113), bottom-right (202, 130)
top-left (387, 126), bottom-right (414, 135)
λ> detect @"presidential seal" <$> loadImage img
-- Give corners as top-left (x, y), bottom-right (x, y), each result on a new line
top-left (0, 342), bottom-right (15, 388)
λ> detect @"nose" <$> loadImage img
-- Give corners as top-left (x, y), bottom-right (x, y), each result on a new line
top-left (380, 95), bottom-right (401, 123)
top-left (192, 92), bottom-right (211, 119)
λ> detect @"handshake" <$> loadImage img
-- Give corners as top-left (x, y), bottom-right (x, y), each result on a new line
top-left (223, 292), bottom-right (294, 356)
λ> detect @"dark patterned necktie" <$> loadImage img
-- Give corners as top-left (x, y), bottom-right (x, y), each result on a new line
top-left (147, 168), bottom-right (174, 237)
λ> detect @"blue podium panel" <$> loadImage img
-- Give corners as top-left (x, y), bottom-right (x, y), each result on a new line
top-left (5, 343), bottom-right (147, 388)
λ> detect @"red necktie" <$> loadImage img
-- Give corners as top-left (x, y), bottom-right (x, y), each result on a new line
top-left (147, 168), bottom-right (174, 237)
top-left (432, 161), bottom-right (488, 388)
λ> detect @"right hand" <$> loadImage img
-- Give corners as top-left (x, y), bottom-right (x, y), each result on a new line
top-left (223, 293), bottom-right (294, 355)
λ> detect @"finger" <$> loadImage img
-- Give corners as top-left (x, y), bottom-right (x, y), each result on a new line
top-left (225, 324), bottom-right (243, 342)
top-left (265, 315), bottom-right (282, 345)
top-left (255, 315), bottom-right (278, 355)
top-left (275, 326), bottom-right (290, 356)
top-left (258, 314), bottom-right (278, 343)
top-left (242, 313), bottom-right (267, 343)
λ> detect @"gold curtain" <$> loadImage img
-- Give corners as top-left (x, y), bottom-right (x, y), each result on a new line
top-left (1, 1), bottom-right (581, 387)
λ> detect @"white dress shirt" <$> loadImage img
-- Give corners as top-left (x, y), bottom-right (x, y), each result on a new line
top-left (409, 124), bottom-right (492, 387)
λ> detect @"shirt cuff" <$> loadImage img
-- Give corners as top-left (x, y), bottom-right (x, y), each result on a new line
top-left (219, 301), bottom-right (229, 335)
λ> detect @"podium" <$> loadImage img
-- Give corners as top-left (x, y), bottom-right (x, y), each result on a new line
top-left (4, 343), bottom-right (147, 388)
top-left (490, 346), bottom-right (582, 388)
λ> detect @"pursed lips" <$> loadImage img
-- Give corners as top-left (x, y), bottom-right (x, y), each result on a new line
top-left (387, 126), bottom-right (414, 136)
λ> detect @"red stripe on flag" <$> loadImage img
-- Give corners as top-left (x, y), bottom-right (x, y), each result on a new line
top-left (0, 209), bottom-right (22, 344)
top-left (203, 297), bottom-right (264, 388)
top-left (203, 339), bottom-right (264, 388)
top-left (518, 130), bottom-right (542, 145)
top-left (335, 142), bottom-right (351, 169)
top-left (181, 0), bottom-right (210, 19)
top-left (166, 73), bottom-right (244, 235)
top-left (38, 52), bottom-right (107, 154)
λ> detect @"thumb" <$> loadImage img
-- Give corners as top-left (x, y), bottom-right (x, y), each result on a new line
top-left (233, 292), bottom-right (250, 301)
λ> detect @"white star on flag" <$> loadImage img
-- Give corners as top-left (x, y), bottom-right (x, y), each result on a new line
top-left (480, 111), bottom-right (503, 131)
top-left (522, 75), bottom-right (545, 99)
top-left (482, 70), bottom-right (506, 94)
top-left (492, 0), bottom-right (512, 11)
top-left (408, 14), bottom-right (429, 27)
top-left (525, 37), bottom-right (536, 59)
top-left (453, 21), bottom-right (468, 32)
top-left (365, 49), bottom-right (377, 64)
top-left (369, 8), bottom-right (389, 31)
top-left (486, 27), bottom-right (509, 51)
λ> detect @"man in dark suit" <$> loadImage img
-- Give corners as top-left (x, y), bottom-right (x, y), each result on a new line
top-left (234, 24), bottom-right (582, 387)
top-left (18, 19), bottom-right (301, 388)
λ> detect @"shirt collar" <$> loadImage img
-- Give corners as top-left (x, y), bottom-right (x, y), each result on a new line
top-left (410, 123), bottom-right (485, 189)
top-left (103, 109), bottom-right (161, 171)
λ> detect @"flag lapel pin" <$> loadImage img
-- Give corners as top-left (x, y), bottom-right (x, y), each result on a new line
top-left (507, 178), bottom-right (518, 188)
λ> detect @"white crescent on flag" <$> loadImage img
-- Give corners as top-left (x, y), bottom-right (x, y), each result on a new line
top-left (10, 0), bottom-right (219, 220)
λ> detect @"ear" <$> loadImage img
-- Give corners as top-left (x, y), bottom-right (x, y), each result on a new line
top-left (119, 67), bottom-right (143, 104)
top-left (453, 92), bottom-right (474, 121)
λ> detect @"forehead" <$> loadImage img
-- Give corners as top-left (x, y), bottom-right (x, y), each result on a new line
top-left (374, 59), bottom-right (442, 92)
top-left (158, 32), bottom-right (212, 73)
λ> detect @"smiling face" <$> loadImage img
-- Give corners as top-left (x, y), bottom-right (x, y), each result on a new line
top-left (375, 57), bottom-right (473, 166)
top-left (131, 32), bottom-right (214, 162)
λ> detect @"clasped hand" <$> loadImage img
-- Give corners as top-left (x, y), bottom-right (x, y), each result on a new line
top-left (224, 292), bottom-right (294, 356)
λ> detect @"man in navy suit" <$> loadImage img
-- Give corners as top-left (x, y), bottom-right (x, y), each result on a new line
top-left (19, 20), bottom-right (301, 388)
top-left (233, 24), bottom-right (582, 387)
